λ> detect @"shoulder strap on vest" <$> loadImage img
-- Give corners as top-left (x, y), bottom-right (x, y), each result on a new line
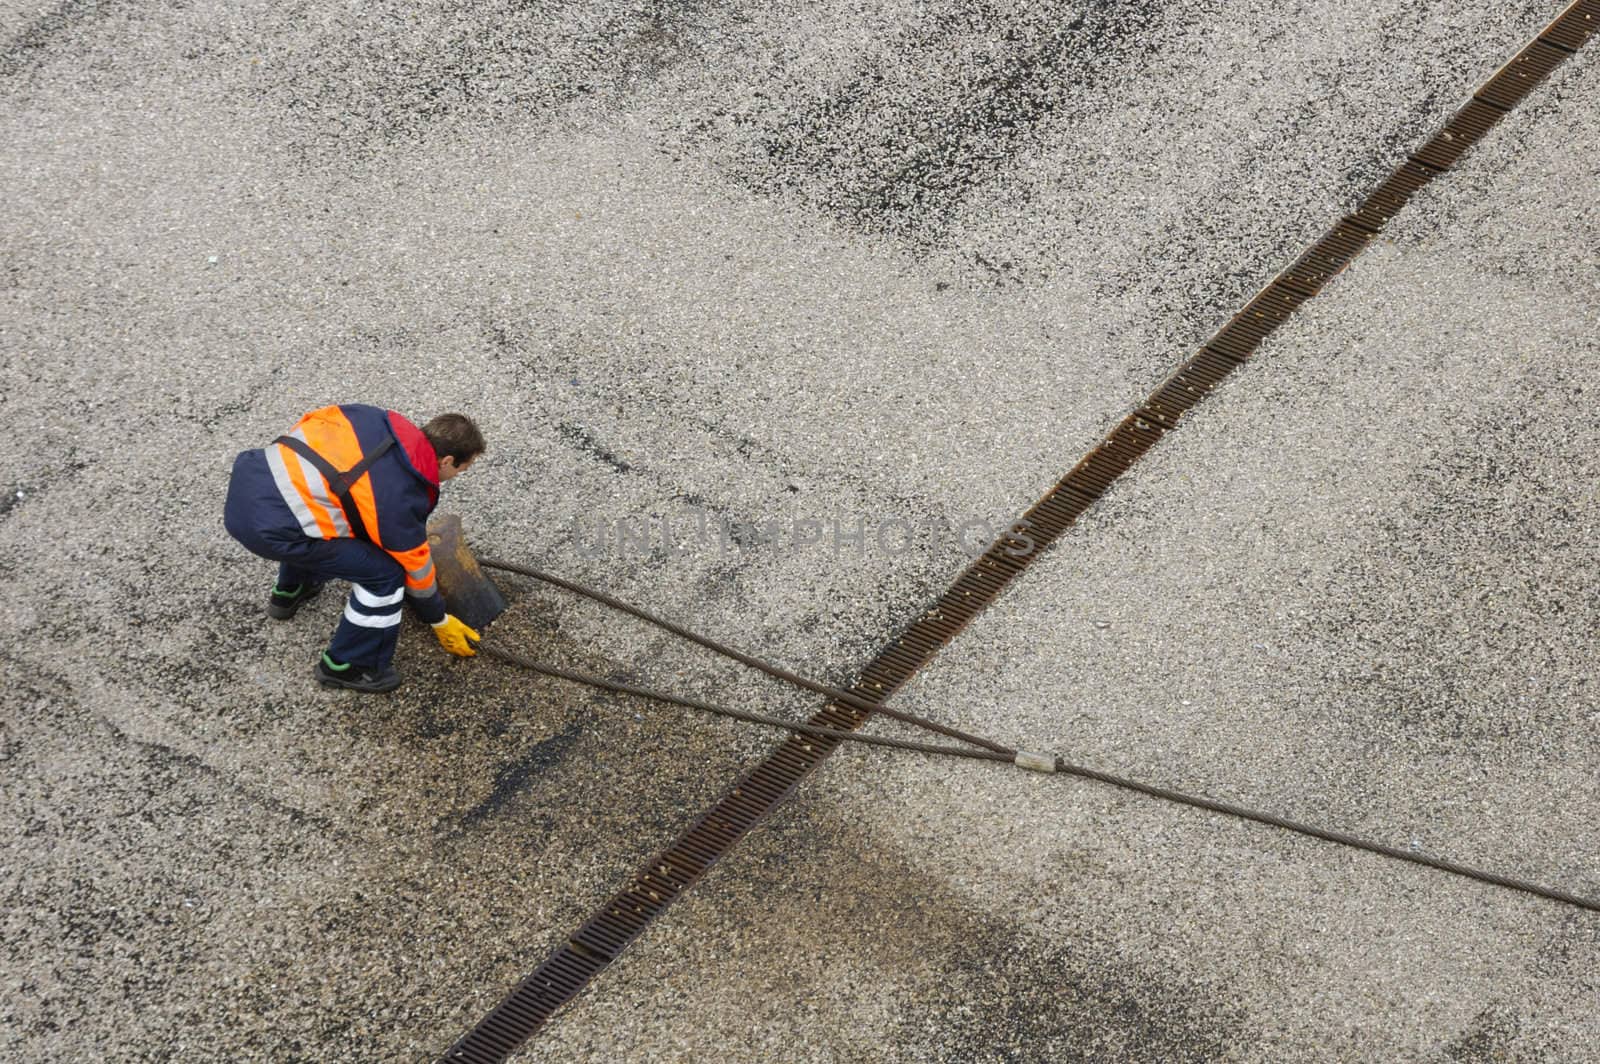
top-left (273, 435), bottom-right (395, 544)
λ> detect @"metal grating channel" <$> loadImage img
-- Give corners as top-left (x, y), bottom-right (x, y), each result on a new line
top-left (439, 4), bottom-right (1598, 1060)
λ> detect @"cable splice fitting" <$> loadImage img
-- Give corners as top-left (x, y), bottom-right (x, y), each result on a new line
top-left (1014, 751), bottom-right (1057, 773)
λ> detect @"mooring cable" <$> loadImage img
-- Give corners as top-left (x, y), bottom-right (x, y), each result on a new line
top-left (1047, 755), bottom-right (1600, 914)
top-left (478, 644), bottom-right (1012, 764)
top-left (479, 557), bottom-right (1009, 755)
top-left (477, 558), bottom-right (1599, 915)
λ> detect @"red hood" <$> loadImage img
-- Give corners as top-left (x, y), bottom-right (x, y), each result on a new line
top-left (387, 410), bottom-right (440, 503)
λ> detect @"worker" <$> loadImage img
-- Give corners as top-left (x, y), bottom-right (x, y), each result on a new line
top-left (223, 404), bottom-right (486, 693)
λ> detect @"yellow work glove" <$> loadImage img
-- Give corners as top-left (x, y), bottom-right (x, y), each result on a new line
top-left (431, 614), bottom-right (480, 657)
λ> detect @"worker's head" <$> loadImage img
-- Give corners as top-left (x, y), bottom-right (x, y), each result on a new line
top-left (423, 413), bottom-right (487, 482)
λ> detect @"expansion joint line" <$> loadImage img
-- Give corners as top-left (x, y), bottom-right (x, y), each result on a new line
top-left (439, 5), bottom-right (1600, 1061)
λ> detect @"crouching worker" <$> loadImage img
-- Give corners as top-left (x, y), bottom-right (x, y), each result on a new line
top-left (224, 404), bottom-right (486, 693)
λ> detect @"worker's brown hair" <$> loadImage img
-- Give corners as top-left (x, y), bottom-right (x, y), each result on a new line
top-left (422, 413), bottom-right (487, 464)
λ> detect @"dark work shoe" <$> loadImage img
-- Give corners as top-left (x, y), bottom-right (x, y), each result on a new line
top-left (267, 581), bottom-right (324, 620)
top-left (314, 653), bottom-right (401, 693)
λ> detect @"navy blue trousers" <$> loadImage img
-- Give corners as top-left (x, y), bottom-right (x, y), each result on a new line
top-left (225, 507), bottom-right (408, 670)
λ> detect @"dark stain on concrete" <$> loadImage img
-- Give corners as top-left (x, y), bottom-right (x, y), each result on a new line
top-left (682, 0), bottom-right (1182, 246)
top-left (1436, 1004), bottom-right (1539, 1062)
top-left (483, 313), bottom-right (955, 537)
top-left (1309, 379), bottom-right (1600, 754)
top-left (166, 600), bottom-right (775, 1059)
top-left (93, 712), bottom-right (347, 836)
top-left (457, 718), bottom-right (587, 828)
top-left (685, 791), bottom-right (1251, 1059)
top-left (0, 453), bottom-right (88, 538)
top-left (0, 0), bottom-right (116, 80)
top-left (266, 0), bottom-right (726, 161)
top-left (1531, 906), bottom-right (1600, 986)
top-left (1095, 0), bottom-right (1547, 349)
top-left (898, 957), bottom-right (1237, 1063)
top-left (558, 421), bottom-right (634, 474)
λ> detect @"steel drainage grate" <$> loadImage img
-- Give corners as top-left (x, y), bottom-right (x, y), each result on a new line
top-left (439, 4), bottom-right (1597, 1060)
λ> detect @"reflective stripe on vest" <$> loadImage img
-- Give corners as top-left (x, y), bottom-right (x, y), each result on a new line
top-left (272, 433), bottom-right (394, 544)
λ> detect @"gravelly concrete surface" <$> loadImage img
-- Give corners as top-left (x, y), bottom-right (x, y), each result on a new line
top-left (2, 0), bottom-right (1596, 1060)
